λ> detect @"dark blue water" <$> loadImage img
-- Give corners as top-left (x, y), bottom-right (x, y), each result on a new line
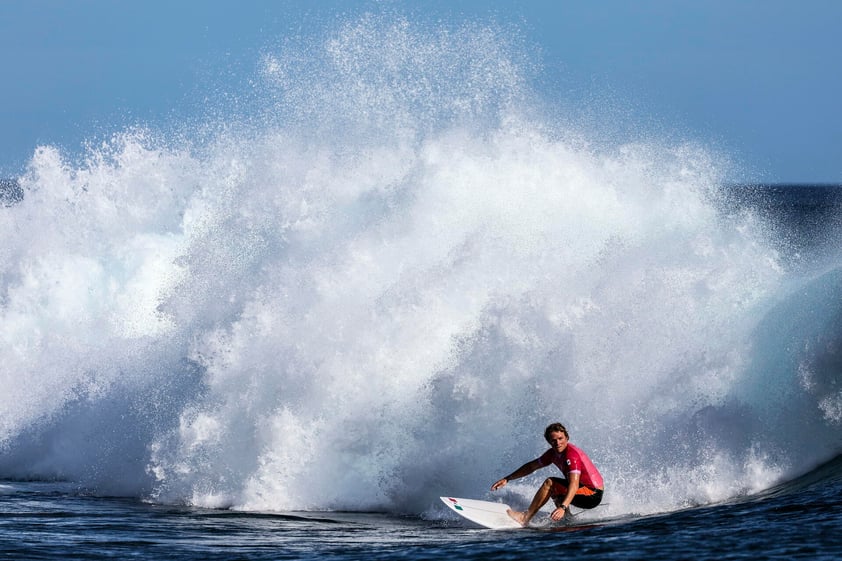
top-left (3, 454), bottom-right (841, 559)
top-left (722, 184), bottom-right (842, 263)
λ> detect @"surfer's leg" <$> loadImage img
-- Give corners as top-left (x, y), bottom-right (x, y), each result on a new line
top-left (507, 477), bottom-right (555, 527)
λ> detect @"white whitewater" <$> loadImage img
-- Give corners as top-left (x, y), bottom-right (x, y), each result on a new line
top-left (1, 15), bottom-right (840, 519)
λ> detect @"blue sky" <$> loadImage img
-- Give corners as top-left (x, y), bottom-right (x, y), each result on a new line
top-left (1, 0), bottom-right (840, 183)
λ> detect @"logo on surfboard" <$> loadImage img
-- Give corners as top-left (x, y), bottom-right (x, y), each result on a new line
top-left (446, 497), bottom-right (464, 510)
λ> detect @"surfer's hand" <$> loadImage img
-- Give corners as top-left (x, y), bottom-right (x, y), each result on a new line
top-left (550, 507), bottom-right (567, 521)
top-left (491, 478), bottom-right (507, 491)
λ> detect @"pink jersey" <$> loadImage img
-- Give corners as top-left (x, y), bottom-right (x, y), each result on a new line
top-left (537, 443), bottom-right (604, 490)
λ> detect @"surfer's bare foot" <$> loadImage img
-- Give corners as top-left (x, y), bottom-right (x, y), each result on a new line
top-left (506, 509), bottom-right (528, 527)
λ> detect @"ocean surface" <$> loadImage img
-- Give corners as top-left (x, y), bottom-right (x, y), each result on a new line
top-left (2, 14), bottom-right (842, 560)
top-left (2, 450), bottom-right (841, 559)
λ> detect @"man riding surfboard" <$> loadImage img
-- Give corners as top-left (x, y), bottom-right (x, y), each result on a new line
top-left (491, 423), bottom-right (604, 526)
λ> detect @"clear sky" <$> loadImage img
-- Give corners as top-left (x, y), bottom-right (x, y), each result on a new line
top-left (1, 0), bottom-right (840, 183)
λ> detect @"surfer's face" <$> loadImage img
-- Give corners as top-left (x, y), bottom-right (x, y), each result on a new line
top-left (546, 430), bottom-right (568, 453)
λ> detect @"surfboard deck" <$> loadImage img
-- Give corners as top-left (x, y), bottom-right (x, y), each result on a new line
top-left (440, 496), bottom-right (523, 530)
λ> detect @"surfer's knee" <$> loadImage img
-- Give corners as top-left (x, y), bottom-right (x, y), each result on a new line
top-left (544, 477), bottom-right (567, 498)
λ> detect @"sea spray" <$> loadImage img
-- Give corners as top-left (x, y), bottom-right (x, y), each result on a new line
top-left (0, 14), bottom-right (837, 517)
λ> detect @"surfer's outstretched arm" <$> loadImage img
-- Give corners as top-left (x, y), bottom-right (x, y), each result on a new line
top-left (491, 459), bottom-right (543, 491)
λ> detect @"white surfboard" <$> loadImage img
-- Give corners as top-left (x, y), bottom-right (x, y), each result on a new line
top-left (440, 496), bottom-right (523, 529)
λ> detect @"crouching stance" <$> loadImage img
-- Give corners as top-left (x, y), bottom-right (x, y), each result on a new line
top-left (491, 423), bottom-right (604, 527)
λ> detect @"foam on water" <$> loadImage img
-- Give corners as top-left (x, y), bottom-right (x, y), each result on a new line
top-left (1, 15), bottom-right (840, 518)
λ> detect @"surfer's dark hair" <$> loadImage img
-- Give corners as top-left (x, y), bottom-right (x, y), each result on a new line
top-left (544, 423), bottom-right (569, 442)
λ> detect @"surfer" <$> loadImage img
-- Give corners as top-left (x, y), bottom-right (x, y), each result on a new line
top-left (491, 422), bottom-right (604, 527)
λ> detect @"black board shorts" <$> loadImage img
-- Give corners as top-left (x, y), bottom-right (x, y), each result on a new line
top-left (549, 477), bottom-right (604, 509)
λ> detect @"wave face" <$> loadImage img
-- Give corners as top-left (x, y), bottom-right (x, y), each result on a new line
top-left (1, 15), bottom-right (840, 516)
